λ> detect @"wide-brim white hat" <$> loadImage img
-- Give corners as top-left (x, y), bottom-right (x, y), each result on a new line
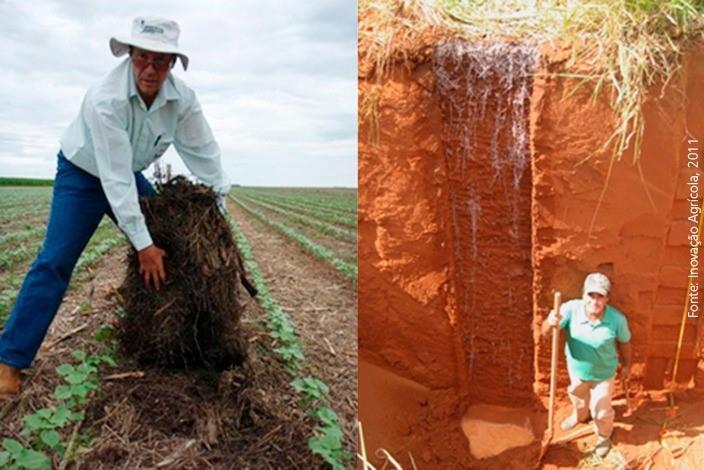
top-left (110, 17), bottom-right (189, 70)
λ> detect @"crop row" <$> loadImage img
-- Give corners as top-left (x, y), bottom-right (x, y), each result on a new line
top-left (228, 215), bottom-right (349, 469)
top-left (0, 206), bottom-right (50, 227)
top-left (0, 222), bottom-right (118, 274)
top-left (235, 191), bottom-right (357, 229)
top-left (238, 195), bottom-right (356, 242)
top-left (0, 197), bottom-right (53, 213)
top-left (0, 339), bottom-right (116, 468)
top-left (0, 228), bottom-right (125, 326)
top-left (0, 227), bottom-right (46, 247)
top-left (0, 243), bottom-right (42, 271)
top-left (230, 196), bottom-right (357, 280)
top-left (0, 177), bottom-right (53, 186)
top-left (0, 186), bottom-right (53, 201)
top-left (0, 194), bottom-right (52, 210)
top-left (236, 187), bottom-right (355, 206)
top-left (235, 188), bottom-right (356, 216)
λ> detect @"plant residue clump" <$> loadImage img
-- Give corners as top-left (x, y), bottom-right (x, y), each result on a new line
top-left (116, 177), bottom-right (256, 370)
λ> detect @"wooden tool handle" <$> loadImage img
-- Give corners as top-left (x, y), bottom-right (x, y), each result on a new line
top-left (547, 291), bottom-right (562, 435)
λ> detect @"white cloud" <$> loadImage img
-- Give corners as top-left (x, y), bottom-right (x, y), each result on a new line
top-left (0, 0), bottom-right (357, 187)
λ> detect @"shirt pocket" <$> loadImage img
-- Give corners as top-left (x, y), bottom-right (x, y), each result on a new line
top-left (152, 138), bottom-right (173, 160)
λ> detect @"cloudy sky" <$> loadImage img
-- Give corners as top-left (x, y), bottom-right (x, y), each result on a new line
top-left (0, 0), bottom-right (357, 187)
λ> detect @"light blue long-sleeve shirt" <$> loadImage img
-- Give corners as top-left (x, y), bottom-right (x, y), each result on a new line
top-left (60, 58), bottom-right (230, 250)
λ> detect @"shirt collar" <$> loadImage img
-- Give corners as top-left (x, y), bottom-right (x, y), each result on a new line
top-left (578, 300), bottom-right (607, 325)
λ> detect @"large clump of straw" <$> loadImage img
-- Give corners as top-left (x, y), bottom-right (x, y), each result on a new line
top-left (116, 177), bottom-right (256, 370)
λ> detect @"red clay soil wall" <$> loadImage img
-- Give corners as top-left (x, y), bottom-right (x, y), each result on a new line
top-left (358, 62), bottom-right (459, 391)
top-left (531, 44), bottom-right (704, 393)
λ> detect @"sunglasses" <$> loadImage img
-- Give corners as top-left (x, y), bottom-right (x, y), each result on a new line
top-left (131, 51), bottom-right (173, 70)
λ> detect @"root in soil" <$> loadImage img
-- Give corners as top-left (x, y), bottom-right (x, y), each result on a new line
top-left (116, 177), bottom-right (257, 370)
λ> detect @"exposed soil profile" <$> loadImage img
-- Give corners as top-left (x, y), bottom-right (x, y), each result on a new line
top-left (359, 38), bottom-right (704, 468)
top-left (436, 40), bottom-right (537, 406)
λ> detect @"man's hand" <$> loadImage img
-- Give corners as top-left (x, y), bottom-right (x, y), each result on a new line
top-left (546, 308), bottom-right (561, 327)
top-left (138, 244), bottom-right (167, 290)
top-left (216, 194), bottom-right (227, 215)
top-left (540, 308), bottom-right (561, 336)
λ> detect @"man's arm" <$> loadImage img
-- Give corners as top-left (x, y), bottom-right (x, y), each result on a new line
top-left (617, 341), bottom-right (632, 379)
top-left (616, 315), bottom-right (633, 379)
top-left (173, 91), bottom-right (230, 205)
top-left (86, 100), bottom-right (153, 250)
top-left (86, 99), bottom-right (166, 289)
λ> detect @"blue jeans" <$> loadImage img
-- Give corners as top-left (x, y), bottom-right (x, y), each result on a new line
top-left (0, 151), bottom-right (155, 369)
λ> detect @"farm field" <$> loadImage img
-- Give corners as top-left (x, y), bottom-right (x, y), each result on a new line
top-left (0, 185), bottom-right (357, 469)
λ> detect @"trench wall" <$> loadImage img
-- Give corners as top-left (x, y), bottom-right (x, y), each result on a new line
top-left (358, 63), bottom-right (459, 390)
top-left (531, 45), bottom-right (704, 392)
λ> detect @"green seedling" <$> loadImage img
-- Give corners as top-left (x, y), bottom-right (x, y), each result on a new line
top-left (114, 307), bottom-right (127, 319)
top-left (54, 350), bottom-right (116, 406)
top-left (308, 421), bottom-right (350, 470)
top-left (274, 343), bottom-right (305, 367)
top-left (78, 300), bottom-right (92, 315)
top-left (0, 438), bottom-right (51, 470)
top-left (17, 348), bottom-right (117, 466)
top-left (291, 376), bottom-right (329, 408)
top-left (312, 405), bottom-right (340, 427)
top-left (93, 324), bottom-right (113, 342)
top-left (21, 405), bottom-right (79, 456)
top-left (0, 288), bottom-right (20, 325)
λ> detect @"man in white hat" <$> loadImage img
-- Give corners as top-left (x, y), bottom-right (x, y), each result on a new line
top-left (0, 17), bottom-right (229, 398)
top-left (541, 272), bottom-right (632, 458)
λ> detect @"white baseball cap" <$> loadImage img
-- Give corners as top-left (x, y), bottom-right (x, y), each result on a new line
top-left (583, 272), bottom-right (611, 296)
top-left (110, 17), bottom-right (189, 70)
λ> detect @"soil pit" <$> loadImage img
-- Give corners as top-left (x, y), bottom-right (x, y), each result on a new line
top-left (359, 33), bottom-right (704, 469)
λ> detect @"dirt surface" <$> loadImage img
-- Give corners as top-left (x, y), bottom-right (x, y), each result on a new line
top-left (359, 62), bottom-right (459, 391)
top-left (229, 203), bottom-right (358, 456)
top-left (360, 358), bottom-right (704, 469)
top-left (0, 241), bottom-right (331, 468)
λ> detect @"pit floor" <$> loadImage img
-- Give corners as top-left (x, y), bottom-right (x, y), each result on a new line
top-left (360, 358), bottom-right (704, 469)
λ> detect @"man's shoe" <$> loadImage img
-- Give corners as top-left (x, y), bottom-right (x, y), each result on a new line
top-left (0, 363), bottom-right (21, 399)
top-left (595, 436), bottom-right (611, 458)
top-left (560, 414), bottom-right (587, 431)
